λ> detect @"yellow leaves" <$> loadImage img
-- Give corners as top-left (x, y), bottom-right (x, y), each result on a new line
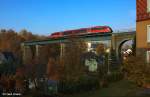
top-left (123, 55), bottom-right (150, 86)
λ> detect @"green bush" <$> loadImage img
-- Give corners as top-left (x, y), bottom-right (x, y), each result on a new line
top-left (106, 72), bottom-right (123, 82)
top-left (58, 75), bottom-right (100, 94)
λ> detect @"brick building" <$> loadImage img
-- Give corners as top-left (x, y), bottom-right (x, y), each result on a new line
top-left (136, 0), bottom-right (150, 63)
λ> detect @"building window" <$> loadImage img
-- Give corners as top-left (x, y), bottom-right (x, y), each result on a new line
top-left (147, 51), bottom-right (150, 63)
top-left (147, 25), bottom-right (150, 43)
top-left (147, 0), bottom-right (150, 12)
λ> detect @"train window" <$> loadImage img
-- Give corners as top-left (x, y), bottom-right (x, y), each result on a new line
top-left (52, 33), bottom-right (59, 35)
top-left (91, 27), bottom-right (105, 31)
top-left (64, 31), bottom-right (69, 35)
top-left (78, 30), bottom-right (86, 33)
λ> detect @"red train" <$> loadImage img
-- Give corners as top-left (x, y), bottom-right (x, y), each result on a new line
top-left (49, 26), bottom-right (112, 38)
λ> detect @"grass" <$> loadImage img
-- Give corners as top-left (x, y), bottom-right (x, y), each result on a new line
top-left (22, 79), bottom-right (150, 97)
top-left (61, 80), bottom-right (147, 97)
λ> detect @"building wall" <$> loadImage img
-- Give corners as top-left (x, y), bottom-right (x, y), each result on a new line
top-left (136, 0), bottom-right (150, 49)
top-left (136, 0), bottom-right (150, 61)
top-left (136, 20), bottom-right (150, 48)
top-left (137, 0), bottom-right (150, 21)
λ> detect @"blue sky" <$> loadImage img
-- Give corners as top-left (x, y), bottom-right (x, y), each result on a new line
top-left (0, 0), bottom-right (135, 35)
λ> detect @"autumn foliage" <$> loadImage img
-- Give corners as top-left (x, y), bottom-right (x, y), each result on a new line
top-left (123, 54), bottom-right (150, 88)
top-left (0, 29), bottom-right (48, 92)
top-left (59, 37), bottom-right (87, 81)
top-left (0, 29), bottom-right (45, 59)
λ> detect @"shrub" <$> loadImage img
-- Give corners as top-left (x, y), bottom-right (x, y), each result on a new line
top-left (58, 75), bottom-right (100, 94)
top-left (122, 55), bottom-right (150, 87)
top-left (106, 72), bottom-right (124, 82)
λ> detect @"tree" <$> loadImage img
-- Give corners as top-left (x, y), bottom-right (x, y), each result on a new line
top-left (19, 29), bottom-right (35, 41)
top-left (96, 43), bottom-right (105, 55)
top-left (47, 58), bottom-right (60, 80)
top-left (38, 44), bottom-right (60, 64)
top-left (95, 44), bottom-right (107, 78)
top-left (59, 37), bottom-right (87, 81)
